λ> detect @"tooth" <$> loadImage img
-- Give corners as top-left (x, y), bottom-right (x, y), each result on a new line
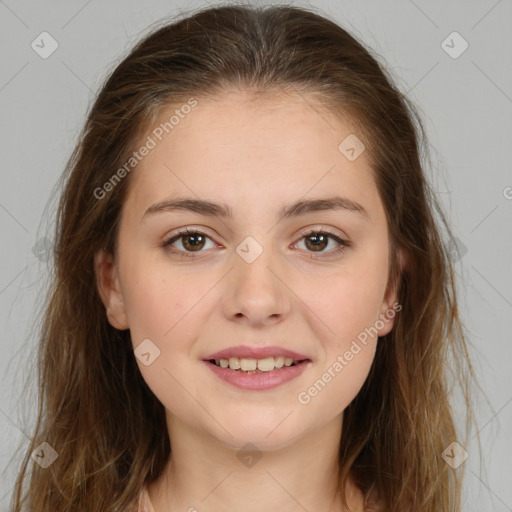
top-left (240, 358), bottom-right (257, 371)
top-left (257, 357), bottom-right (275, 372)
top-left (221, 355), bottom-right (299, 372)
top-left (228, 357), bottom-right (241, 370)
top-left (274, 356), bottom-right (284, 368)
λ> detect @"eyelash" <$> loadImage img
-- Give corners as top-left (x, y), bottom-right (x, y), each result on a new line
top-left (161, 227), bottom-right (350, 259)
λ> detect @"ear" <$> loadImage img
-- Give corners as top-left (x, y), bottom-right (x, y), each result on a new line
top-left (377, 248), bottom-right (406, 337)
top-left (94, 249), bottom-right (129, 330)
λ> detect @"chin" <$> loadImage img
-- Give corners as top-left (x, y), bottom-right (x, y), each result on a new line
top-left (209, 418), bottom-right (305, 452)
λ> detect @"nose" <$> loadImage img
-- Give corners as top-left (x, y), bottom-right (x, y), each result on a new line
top-left (221, 241), bottom-right (292, 326)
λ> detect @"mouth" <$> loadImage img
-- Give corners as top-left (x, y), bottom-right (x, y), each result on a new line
top-left (206, 356), bottom-right (310, 374)
top-left (202, 353), bottom-right (312, 391)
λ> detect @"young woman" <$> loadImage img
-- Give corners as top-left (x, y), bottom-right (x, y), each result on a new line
top-left (11, 4), bottom-right (480, 511)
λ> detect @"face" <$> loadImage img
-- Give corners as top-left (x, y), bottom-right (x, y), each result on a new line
top-left (95, 89), bottom-right (400, 451)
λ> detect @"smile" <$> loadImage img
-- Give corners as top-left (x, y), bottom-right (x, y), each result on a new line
top-left (204, 358), bottom-right (311, 391)
top-left (209, 356), bottom-right (304, 373)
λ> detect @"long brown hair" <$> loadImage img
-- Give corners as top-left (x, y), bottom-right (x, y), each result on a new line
top-left (11, 3), bottom-right (482, 510)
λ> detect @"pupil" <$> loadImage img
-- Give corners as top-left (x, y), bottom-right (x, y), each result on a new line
top-left (307, 233), bottom-right (327, 251)
top-left (184, 233), bottom-right (204, 251)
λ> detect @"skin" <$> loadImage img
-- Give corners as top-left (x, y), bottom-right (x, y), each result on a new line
top-left (95, 89), bottom-right (402, 512)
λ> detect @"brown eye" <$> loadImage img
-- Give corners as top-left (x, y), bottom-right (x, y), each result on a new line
top-left (294, 229), bottom-right (349, 258)
top-left (162, 228), bottom-right (216, 258)
top-left (180, 232), bottom-right (206, 251)
top-left (304, 232), bottom-right (329, 252)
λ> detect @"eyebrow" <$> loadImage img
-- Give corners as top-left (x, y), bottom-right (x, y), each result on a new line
top-left (142, 196), bottom-right (369, 222)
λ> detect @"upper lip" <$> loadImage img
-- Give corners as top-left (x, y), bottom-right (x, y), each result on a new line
top-left (203, 345), bottom-right (311, 361)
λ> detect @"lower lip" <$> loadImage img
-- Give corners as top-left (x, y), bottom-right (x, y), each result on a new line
top-left (203, 360), bottom-right (311, 391)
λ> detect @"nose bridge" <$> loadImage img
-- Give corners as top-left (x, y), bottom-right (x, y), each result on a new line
top-left (223, 234), bottom-right (290, 322)
top-left (233, 234), bottom-right (279, 293)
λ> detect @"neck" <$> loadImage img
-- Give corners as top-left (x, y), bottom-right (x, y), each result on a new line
top-left (147, 413), bottom-right (364, 512)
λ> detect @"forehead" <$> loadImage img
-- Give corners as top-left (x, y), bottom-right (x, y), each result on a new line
top-left (122, 89), bottom-right (383, 226)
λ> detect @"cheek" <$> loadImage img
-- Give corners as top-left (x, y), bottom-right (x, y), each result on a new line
top-left (123, 284), bottom-right (172, 343)
top-left (305, 263), bottom-right (388, 345)
top-left (121, 257), bottom-right (202, 343)
top-left (295, 257), bottom-right (386, 410)
top-left (298, 326), bottom-right (378, 418)
top-left (122, 263), bottom-right (213, 390)
top-left (125, 273), bottom-right (206, 418)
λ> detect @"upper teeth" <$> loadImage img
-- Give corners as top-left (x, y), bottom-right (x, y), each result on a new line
top-left (216, 356), bottom-right (296, 372)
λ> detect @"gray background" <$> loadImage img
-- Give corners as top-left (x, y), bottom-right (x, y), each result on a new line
top-left (1, 0), bottom-right (511, 510)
